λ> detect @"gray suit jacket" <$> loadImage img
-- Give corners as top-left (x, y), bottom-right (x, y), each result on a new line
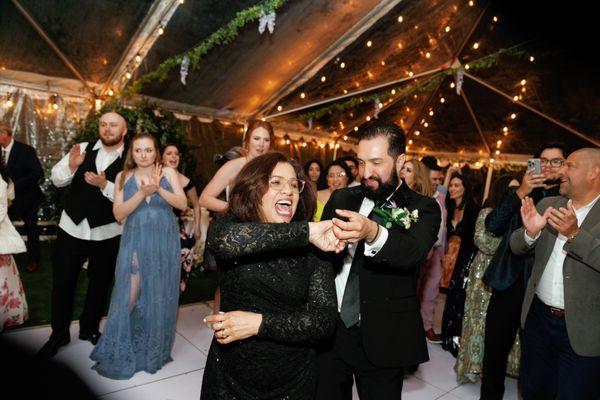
top-left (510, 195), bottom-right (600, 357)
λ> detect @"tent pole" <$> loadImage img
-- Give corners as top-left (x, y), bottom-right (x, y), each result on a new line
top-left (464, 72), bottom-right (600, 148)
top-left (460, 87), bottom-right (492, 155)
top-left (10, 0), bottom-right (95, 97)
top-left (483, 165), bottom-right (494, 206)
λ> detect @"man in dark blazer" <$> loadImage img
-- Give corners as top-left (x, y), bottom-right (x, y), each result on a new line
top-left (510, 147), bottom-right (600, 399)
top-left (0, 120), bottom-right (44, 272)
top-left (316, 123), bottom-right (440, 399)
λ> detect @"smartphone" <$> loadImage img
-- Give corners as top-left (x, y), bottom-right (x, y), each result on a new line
top-left (527, 158), bottom-right (542, 174)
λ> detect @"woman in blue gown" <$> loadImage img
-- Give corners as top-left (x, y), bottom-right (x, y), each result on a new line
top-left (90, 133), bottom-right (188, 379)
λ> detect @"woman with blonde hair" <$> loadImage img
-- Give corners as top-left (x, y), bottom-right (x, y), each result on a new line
top-left (400, 159), bottom-right (435, 197)
top-left (91, 133), bottom-right (187, 379)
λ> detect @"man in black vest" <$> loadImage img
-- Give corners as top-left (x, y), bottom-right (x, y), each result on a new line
top-left (38, 112), bottom-right (127, 359)
top-left (316, 123), bottom-right (440, 399)
top-left (0, 121), bottom-right (44, 272)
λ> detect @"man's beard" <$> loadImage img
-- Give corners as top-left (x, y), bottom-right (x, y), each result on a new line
top-left (100, 134), bottom-right (123, 147)
top-left (544, 177), bottom-right (562, 186)
top-left (361, 170), bottom-right (399, 204)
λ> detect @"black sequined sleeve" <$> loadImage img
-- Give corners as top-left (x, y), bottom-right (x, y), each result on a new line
top-left (207, 218), bottom-right (310, 261)
top-left (257, 250), bottom-right (337, 343)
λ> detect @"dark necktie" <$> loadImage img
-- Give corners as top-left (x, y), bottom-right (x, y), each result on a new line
top-left (340, 207), bottom-right (385, 328)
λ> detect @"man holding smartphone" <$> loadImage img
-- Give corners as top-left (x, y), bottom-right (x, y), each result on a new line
top-left (479, 143), bottom-right (568, 400)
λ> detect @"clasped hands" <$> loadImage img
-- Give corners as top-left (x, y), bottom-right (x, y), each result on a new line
top-left (309, 209), bottom-right (379, 253)
top-left (520, 196), bottom-right (579, 239)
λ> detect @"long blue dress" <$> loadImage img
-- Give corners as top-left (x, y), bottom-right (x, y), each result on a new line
top-left (90, 176), bottom-right (181, 379)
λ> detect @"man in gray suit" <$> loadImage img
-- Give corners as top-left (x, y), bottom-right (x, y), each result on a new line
top-left (510, 147), bottom-right (600, 399)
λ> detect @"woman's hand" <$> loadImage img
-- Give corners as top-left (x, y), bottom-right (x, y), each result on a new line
top-left (140, 163), bottom-right (163, 196)
top-left (308, 220), bottom-right (345, 253)
top-left (204, 311), bottom-right (263, 345)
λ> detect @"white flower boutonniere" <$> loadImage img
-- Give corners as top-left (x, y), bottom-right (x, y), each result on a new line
top-left (372, 205), bottom-right (419, 229)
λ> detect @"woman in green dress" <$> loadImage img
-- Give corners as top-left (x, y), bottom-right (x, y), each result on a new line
top-left (455, 175), bottom-right (521, 383)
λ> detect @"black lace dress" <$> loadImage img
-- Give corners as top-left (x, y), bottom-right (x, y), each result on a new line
top-left (200, 216), bottom-right (337, 400)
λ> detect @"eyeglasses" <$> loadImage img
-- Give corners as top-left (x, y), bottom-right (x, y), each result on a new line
top-left (327, 172), bottom-right (347, 179)
top-left (540, 158), bottom-right (565, 167)
top-left (268, 176), bottom-right (305, 193)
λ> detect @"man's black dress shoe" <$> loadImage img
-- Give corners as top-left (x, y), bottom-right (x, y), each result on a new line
top-left (79, 331), bottom-right (101, 345)
top-left (37, 336), bottom-right (70, 359)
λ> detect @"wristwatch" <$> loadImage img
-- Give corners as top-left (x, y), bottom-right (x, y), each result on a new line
top-left (567, 229), bottom-right (580, 243)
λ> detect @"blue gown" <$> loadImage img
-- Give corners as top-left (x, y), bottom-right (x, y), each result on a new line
top-left (90, 176), bottom-right (181, 379)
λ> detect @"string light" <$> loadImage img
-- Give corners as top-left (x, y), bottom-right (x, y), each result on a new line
top-left (277, 105), bottom-right (283, 111)
top-left (381, 60), bottom-right (386, 66)
top-left (397, 15), bottom-right (404, 23)
top-left (440, 97), bottom-right (445, 103)
top-left (343, 135), bottom-right (348, 141)
top-left (415, 130), bottom-right (420, 136)
top-left (158, 25), bottom-right (165, 35)
top-left (493, 16), bottom-right (498, 22)
top-left (465, 64), bottom-right (470, 70)
top-left (397, 42), bottom-right (404, 49)
top-left (469, 0), bottom-right (474, 6)
top-left (529, 56), bottom-right (535, 62)
top-left (335, 143), bottom-right (340, 149)
top-left (300, 92), bottom-right (306, 99)
top-left (108, 88), bottom-right (114, 96)
top-left (366, 116), bottom-right (371, 121)
top-left (343, 89), bottom-right (348, 94)
top-left (497, 140), bottom-right (502, 146)
top-left (510, 113), bottom-right (517, 119)
top-left (424, 122), bottom-right (429, 127)
top-left (408, 139), bottom-right (413, 145)
top-left (354, 127), bottom-right (359, 132)
top-left (366, 40), bottom-right (372, 47)
top-left (391, 89), bottom-right (396, 95)
top-left (495, 150), bottom-right (501, 155)
top-left (520, 79), bottom-right (527, 85)
top-left (321, 76), bottom-right (326, 82)
top-left (125, 72), bottom-right (132, 79)
top-left (319, 143), bottom-right (325, 149)
top-left (425, 52), bottom-right (431, 58)
top-left (513, 95), bottom-right (519, 102)
top-left (285, 139), bottom-right (290, 145)
top-left (445, 26), bottom-right (451, 33)
top-left (450, 82), bottom-right (455, 88)
top-left (429, 110), bottom-right (434, 116)
top-left (135, 54), bottom-right (142, 62)
top-left (340, 62), bottom-right (345, 69)
top-left (408, 71), bottom-right (414, 77)
top-left (472, 42), bottom-right (479, 49)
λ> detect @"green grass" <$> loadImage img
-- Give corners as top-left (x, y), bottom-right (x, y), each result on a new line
top-left (13, 241), bottom-right (217, 328)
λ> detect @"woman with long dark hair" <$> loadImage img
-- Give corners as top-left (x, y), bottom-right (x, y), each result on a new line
top-left (200, 152), bottom-right (339, 399)
top-left (441, 173), bottom-right (480, 356)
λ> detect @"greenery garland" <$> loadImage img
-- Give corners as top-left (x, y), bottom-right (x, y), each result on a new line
top-left (125, 0), bottom-right (288, 96)
top-left (298, 45), bottom-right (529, 121)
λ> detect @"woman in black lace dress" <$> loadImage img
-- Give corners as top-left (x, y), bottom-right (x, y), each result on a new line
top-left (200, 152), bottom-right (340, 400)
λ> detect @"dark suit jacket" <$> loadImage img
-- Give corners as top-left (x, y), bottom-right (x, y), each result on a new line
top-left (5, 140), bottom-right (44, 211)
top-left (322, 183), bottom-right (440, 367)
top-left (510, 195), bottom-right (600, 356)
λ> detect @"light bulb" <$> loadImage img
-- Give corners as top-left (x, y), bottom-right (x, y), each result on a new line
top-left (108, 89), bottom-right (114, 96)
top-left (495, 150), bottom-right (500, 155)
top-left (521, 79), bottom-right (526, 85)
top-left (321, 76), bottom-right (326, 82)
top-left (450, 82), bottom-right (455, 88)
top-left (52, 103), bottom-right (59, 110)
top-left (366, 40), bottom-right (372, 47)
top-left (391, 89), bottom-right (396, 95)
top-left (503, 126), bottom-right (508, 132)
top-left (135, 54), bottom-right (142, 62)
top-left (424, 122), bottom-right (429, 127)
top-left (425, 52), bottom-right (431, 58)
top-left (497, 140), bottom-right (502, 146)
top-left (158, 25), bottom-right (164, 35)
top-left (469, 0), bottom-right (474, 6)
top-left (493, 16), bottom-right (498, 22)
top-left (354, 127), bottom-right (359, 132)
top-left (415, 130), bottom-right (420, 136)
top-left (343, 135), bottom-right (348, 141)
top-left (465, 64), bottom-right (470, 70)
top-left (397, 16), bottom-right (403, 22)
top-left (510, 113), bottom-right (517, 119)
top-left (445, 26), bottom-right (451, 33)
top-left (408, 71), bottom-right (414, 77)
top-left (408, 139), bottom-right (413, 145)
top-left (472, 42), bottom-right (479, 49)
top-left (5, 99), bottom-right (14, 108)
top-left (125, 72), bottom-right (132, 79)
top-left (440, 97), bottom-right (445, 103)
top-left (340, 62), bottom-right (345, 69)
top-left (429, 110), bottom-right (434, 116)
top-left (300, 92), bottom-right (306, 99)
top-left (513, 95), bottom-right (519, 102)
top-left (529, 56), bottom-right (535, 62)
top-left (277, 105), bottom-right (282, 111)
top-left (366, 116), bottom-right (371, 121)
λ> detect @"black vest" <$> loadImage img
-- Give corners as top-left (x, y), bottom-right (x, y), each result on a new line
top-left (64, 146), bottom-right (123, 228)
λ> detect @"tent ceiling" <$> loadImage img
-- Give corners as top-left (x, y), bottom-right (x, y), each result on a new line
top-left (0, 0), bottom-right (598, 156)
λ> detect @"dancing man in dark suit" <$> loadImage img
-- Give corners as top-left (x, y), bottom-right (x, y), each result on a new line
top-left (316, 122), bottom-right (440, 399)
top-left (0, 121), bottom-right (44, 272)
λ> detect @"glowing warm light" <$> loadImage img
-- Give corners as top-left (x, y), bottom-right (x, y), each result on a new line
top-left (472, 42), bottom-right (479, 49)
top-left (408, 71), bottom-right (414, 77)
top-left (521, 79), bottom-right (527, 86)
top-left (445, 26), bottom-right (451, 33)
top-left (397, 42), bottom-right (404, 49)
top-left (52, 103), bottom-right (59, 110)
top-left (408, 139), bottom-right (413, 145)
top-left (125, 72), bottom-right (132, 79)
top-left (343, 89), bottom-right (348, 94)
top-left (424, 122), bottom-right (429, 127)
top-left (300, 92), bottom-right (306, 99)
top-left (261, 117), bottom-right (266, 122)
top-left (302, 142), bottom-right (307, 148)
top-left (343, 135), bottom-right (348, 141)
top-left (354, 127), bottom-right (359, 132)
top-left (440, 97), bottom-right (445, 103)
top-left (397, 15), bottom-right (404, 22)
top-left (513, 95), bottom-right (519, 102)
top-left (277, 105), bottom-right (283, 111)
top-left (135, 54), bottom-right (142, 62)
top-left (425, 52), bottom-right (431, 58)
top-left (158, 25), bottom-right (164, 35)
top-left (469, 1), bottom-right (474, 6)
top-left (493, 16), bottom-right (498, 22)
top-left (503, 126), bottom-right (508, 132)
top-left (321, 76), bottom-right (326, 82)
top-left (108, 89), bottom-right (114, 96)
top-left (450, 82), bottom-right (455, 88)
top-left (529, 56), bottom-right (535, 62)
top-left (391, 89), bottom-right (396, 95)
top-left (319, 143), bottom-right (325, 149)
top-left (429, 110), bottom-right (434, 116)
top-left (415, 130), bottom-right (420, 136)
top-left (490, 158), bottom-right (495, 163)
top-left (285, 139), bottom-right (290, 145)
top-left (5, 99), bottom-right (14, 108)
top-left (366, 116), bottom-right (371, 121)
top-left (340, 62), bottom-right (345, 69)
top-left (335, 144), bottom-right (340, 149)
top-left (465, 64), bottom-right (470, 70)
top-left (510, 113), bottom-right (517, 119)
top-left (495, 150), bottom-right (501, 155)
top-left (366, 40), bottom-right (372, 47)
top-left (497, 140), bottom-right (502, 146)
top-left (381, 60), bottom-right (386, 66)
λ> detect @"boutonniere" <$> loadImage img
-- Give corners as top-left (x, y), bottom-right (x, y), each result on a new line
top-left (372, 200), bottom-right (419, 229)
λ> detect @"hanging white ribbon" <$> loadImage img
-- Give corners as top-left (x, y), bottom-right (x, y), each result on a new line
top-left (180, 55), bottom-right (190, 85)
top-left (455, 69), bottom-right (464, 95)
top-left (258, 10), bottom-right (276, 34)
top-left (374, 98), bottom-right (382, 118)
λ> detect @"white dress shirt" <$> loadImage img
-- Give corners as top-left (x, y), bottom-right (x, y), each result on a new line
top-left (335, 196), bottom-right (390, 312)
top-left (51, 140), bottom-right (124, 241)
top-left (525, 194), bottom-right (600, 308)
top-left (2, 138), bottom-right (14, 164)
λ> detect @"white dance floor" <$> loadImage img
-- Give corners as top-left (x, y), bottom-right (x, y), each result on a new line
top-left (3, 302), bottom-right (519, 399)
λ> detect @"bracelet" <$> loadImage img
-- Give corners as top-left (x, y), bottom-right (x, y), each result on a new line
top-left (368, 222), bottom-right (380, 244)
